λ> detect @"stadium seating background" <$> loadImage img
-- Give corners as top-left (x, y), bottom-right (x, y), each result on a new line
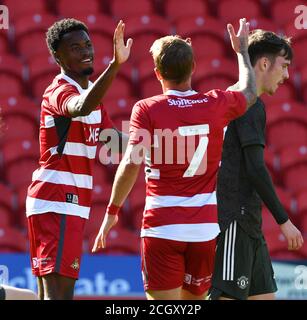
top-left (0, 0), bottom-right (307, 261)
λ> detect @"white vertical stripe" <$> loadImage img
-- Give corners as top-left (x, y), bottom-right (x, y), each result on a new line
top-left (223, 227), bottom-right (229, 281)
top-left (230, 221), bottom-right (237, 281)
top-left (226, 222), bottom-right (233, 281)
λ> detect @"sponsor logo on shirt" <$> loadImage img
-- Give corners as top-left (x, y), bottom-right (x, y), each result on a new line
top-left (167, 98), bottom-right (208, 108)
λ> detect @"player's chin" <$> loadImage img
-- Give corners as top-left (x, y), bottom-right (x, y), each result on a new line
top-left (81, 66), bottom-right (94, 76)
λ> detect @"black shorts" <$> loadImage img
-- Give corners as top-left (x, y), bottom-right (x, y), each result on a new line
top-left (209, 220), bottom-right (277, 300)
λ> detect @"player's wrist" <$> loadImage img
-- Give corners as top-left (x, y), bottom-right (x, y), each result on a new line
top-left (106, 203), bottom-right (121, 215)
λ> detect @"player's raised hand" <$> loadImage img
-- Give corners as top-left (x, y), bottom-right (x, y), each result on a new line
top-left (280, 219), bottom-right (304, 251)
top-left (227, 18), bottom-right (250, 54)
top-left (113, 20), bottom-right (133, 65)
top-left (91, 213), bottom-right (118, 252)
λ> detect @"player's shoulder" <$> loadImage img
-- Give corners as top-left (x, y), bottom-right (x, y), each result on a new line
top-left (134, 94), bottom-right (167, 109)
top-left (43, 75), bottom-right (78, 99)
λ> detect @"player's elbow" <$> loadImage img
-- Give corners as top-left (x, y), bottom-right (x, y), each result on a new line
top-left (242, 88), bottom-right (257, 108)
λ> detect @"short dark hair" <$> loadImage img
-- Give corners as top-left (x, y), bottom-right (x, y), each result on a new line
top-left (248, 29), bottom-right (293, 66)
top-left (150, 35), bottom-right (194, 84)
top-left (46, 18), bottom-right (89, 56)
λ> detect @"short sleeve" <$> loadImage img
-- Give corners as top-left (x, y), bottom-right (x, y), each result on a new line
top-left (49, 84), bottom-right (79, 117)
top-left (235, 103), bottom-right (266, 148)
top-left (208, 89), bottom-right (247, 121)
top-left (129, 102), bottom-right (152, 149)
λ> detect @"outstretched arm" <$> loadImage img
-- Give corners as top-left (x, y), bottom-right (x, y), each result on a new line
top-left (67, 21), bottom-right (133, 117)
top-left (92, 144), bottom-right (142, 252)
top-left (243, 145), bottom-right (304, 250)
top-left (228, 18), bottom-right (257, 108)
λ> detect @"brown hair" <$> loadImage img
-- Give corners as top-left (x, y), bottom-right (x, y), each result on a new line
top-left (150, 35), bottom-right (194, 84)
top-left (248, 29), bottom-right (293, 67)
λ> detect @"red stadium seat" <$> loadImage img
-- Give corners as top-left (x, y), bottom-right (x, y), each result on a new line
top-left (264, 147), bottom-right (280, 185)
top-left (261, 81), bottom-right (297, 106)
top-left (125, 15), bottom-right (173, 63)
top-left (262, 207), bottom-right (280, 235)
top-left (15, 183), bottom-right (29, 230)
top-left (271, 0), bottom-right (303, 28)
top-left (0, 35), bottom-right (8, 54)
top-left (27, 54), bottom-right (58, 84)
top-left (57, 0), bottom-right (101, 17)
top-left (175, 16), bottom-right (226, 60)
top-left (0, 95), bottom-right (40, 123)
top-left (16, 31), bottom-right (51, 61)
top-left (264, 226), bottom-right (287, 255)
top-left (89, 225), bottom-right (140, 255)
top-left (193, 57), bottom-right (237, 86)
top-left (73, 14), bottom-right (116, 39)
top-left (0, 54), bottom-right (24, 81)
top-left (103, 77), bottom-right (134, 100)
top-left (14, 13), bottom-right (57, 40)
top-left (0, 74), bottom-right (24, 97)
top-left (0, 206), bottom-right (11, 228)
top-left (295, 190), bottom-right (307, 232)
top-left (4, 0), bottom-right (48, 22)
top-left (91, 163), bottom-right (113, 204)
top-left (13, 14), bottom-right (57, 61)
top-left (164, 0), bottom-right (209, 23)
top-left (110, 0), bottom-right (154, 20)
top-left (1, 115), bottom-right (39, 141)
top-left (299, 65), bottom-right (307, 104)
top-left (218, 0), bottom-right (261, 23)
top-left (2, 139), bottom-right (39, 189)
top-left (32, 71), bottom-right (58, 99)
top-left (266, 101), bottom-right (307, 152)
top-left (0, 226), bottom-right (28, 252)
top-left (194, 76), bottom-right (233, 93)
top-left (279, 144), bottom-right (307, 193)
top-left (0, 183), bottom-right (15, 213)
top-left (103, 96), bottom-right (136, 120)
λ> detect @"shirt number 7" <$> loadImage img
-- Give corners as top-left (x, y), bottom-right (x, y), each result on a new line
top-left (178, 124), bottom-right (209, 177)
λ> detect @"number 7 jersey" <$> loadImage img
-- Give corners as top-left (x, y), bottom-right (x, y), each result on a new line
top-left (129, 89), bottom-right (246, 242)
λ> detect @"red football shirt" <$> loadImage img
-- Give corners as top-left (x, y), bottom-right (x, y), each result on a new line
top-left (26, 74), bottom-right (113, 219)
top-left (129, 89), bottom-right (246, 241)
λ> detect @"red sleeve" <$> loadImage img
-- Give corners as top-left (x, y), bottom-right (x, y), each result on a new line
top-left (49, 84), bottom-right (79, 117)
top-left (128, 101), bottom-right (153, 149)
top-left (207, 89), bottom-right (247, 121)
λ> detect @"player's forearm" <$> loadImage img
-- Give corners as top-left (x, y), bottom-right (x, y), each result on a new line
top-left (68, 61), bottom-right (120, 117)
top-left (109, 154), bottom-right (141, 207)
top-left (243, 146), bottom-right (289, 224)
top-left (236, 51), bottom-right (257, 108)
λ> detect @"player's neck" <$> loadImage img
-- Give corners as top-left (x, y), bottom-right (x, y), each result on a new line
top-left (161, 80), bottom-right (192, 93)
top-left (62, 70), bottom-right (89, 89)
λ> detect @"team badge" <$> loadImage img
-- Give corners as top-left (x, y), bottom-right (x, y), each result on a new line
top-left (70, 258), bottom-right (80, 270)
top-left (237, 276), bottom-right (249, 289)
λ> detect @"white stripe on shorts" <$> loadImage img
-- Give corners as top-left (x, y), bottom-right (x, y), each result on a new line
top-left (223, 220), bottom-right (237, 281)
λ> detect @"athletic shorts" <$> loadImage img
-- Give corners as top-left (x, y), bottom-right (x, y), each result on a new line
top-left (209, 220), bottom-right (277, 300)
top-left (27, 213), bottom-right (86, 279)
top-left (141, 236), bottom-right (216, 296)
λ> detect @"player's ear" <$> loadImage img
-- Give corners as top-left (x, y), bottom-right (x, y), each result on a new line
top-left (259, 57), bottom-right (270, 71)
top-left (154, 67), bottom-right (162, 81)
top-left (53, 52), bottom-right (61, 65)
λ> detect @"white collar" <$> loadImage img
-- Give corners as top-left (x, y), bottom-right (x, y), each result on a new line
top-left (59, 73), bottom-right (93, 94)
top-left (164, 89), bottom-right (198, 97)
